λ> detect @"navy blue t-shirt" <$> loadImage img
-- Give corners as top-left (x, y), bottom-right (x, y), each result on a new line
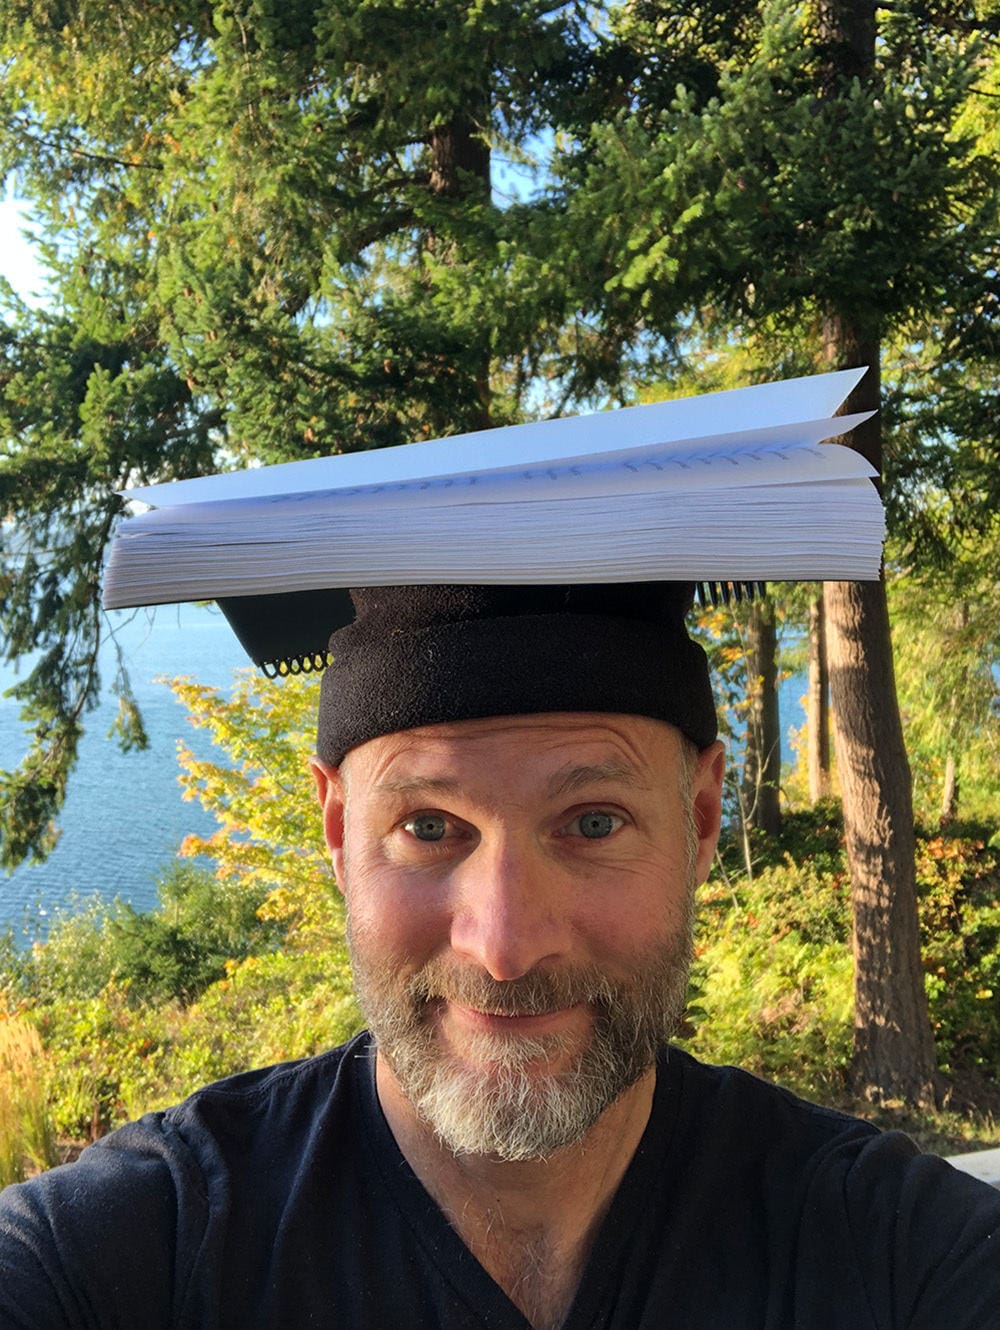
top-left (1, 1034), bottom-right (998, 1328)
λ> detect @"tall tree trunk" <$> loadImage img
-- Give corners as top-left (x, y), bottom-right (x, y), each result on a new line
top-left (822, 326), bottom-right (938, 1106)
top-left (817, 0), bottom-right (937, 1109)
top-left (742, 598), bottom-right (782, 836)
top-left (807, 591), bottom-right (831, 803)
top-left (428, 114), bottom-right (492, 430)
top-left (429, 115), bottom-right (491, 201)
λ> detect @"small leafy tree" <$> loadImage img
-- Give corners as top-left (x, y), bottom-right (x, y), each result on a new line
top-left (168, 668), bottom-right (343, 952)
top-left (1, 668), bottom-right (360, 1138)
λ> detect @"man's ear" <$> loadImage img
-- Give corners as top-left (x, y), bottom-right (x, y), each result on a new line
top-left (309, 755), bottom-right (347, 894)
top-left (691, 740), bottom-right (725, 886)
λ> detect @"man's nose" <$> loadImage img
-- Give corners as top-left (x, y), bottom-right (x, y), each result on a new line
top-left (448, 838), bottom-right (572, 981)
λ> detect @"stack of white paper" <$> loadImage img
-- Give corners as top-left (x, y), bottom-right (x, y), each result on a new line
top-left (103, 368), bottom-right (884, 610)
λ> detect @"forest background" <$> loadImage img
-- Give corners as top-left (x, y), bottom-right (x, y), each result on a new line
top-left (0, 0), bottom-right (999, 1181)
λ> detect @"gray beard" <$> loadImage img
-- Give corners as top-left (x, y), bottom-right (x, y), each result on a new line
top-left (348, 909), bottom-right (694, 1162)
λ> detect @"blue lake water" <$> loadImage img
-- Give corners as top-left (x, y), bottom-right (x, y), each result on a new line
top-left (0, 603), bottom-right (245, 936)
top-left (1, 603), bottom-right (807, 938)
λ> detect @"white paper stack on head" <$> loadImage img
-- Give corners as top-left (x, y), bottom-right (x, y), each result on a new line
top-left (102, 367), bottom-right (884, 669)
top-left (105, 366), bottom-right (882, 603)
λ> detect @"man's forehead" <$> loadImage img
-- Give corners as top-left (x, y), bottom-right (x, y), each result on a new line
top-left (341, 712), bottom-right (683, 789)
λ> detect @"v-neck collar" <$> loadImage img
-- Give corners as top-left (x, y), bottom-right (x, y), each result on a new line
top-left (355, 1036), bottom-right (684, 1330)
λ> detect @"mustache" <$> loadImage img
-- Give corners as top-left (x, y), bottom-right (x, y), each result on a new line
top-left (407, 958), bottom-right (621, 1018)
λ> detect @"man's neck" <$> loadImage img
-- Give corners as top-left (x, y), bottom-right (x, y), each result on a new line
top-left (375, 1055), bottom-right (656, 1330)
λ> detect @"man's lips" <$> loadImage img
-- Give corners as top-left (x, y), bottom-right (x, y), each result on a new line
top-left (440, 1000), bottom-right (588, 1037)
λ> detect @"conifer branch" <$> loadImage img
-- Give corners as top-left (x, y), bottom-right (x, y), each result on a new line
top-left (13, 121), bottom-right (163, 172)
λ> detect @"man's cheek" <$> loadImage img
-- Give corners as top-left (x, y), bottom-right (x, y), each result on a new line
top-left (348, 906), bottom-right (435, 986)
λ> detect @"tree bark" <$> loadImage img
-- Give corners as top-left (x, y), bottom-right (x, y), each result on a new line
top-left (807, 591), bottom-right (831, 803)
top-left (940, 751), bottom-right (958, 824)
top-left (429, 116), bottom-right (491, 201)
top-left (427, 114), bottom-right (492, 429)
top-left (816, 0), bottom-right (938, 1109)
top-left (822, 325), bottom-right (938, 1106)
top-left (742, 598), bottom-right (782, 835)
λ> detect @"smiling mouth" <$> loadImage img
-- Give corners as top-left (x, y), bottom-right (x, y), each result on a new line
top-left (443, 1001), bottom-right (587, 1036)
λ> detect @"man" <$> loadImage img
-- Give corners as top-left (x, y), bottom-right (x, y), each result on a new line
top-left (1, 582), bottom-right (999, 1329)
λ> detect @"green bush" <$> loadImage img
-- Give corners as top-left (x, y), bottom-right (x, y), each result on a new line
top-left (0, 1015), bottom-right (56, 1186)
top-left (18, 864), bottom-right (283, 1009)
top-left (916, 830), bottom-right (1000, 1075)
top-left (101, 864), bottom-right (284, 1005)
top-left (683, 836), bottom-right (855, 1101)
top-left (34, 987), bottom-right (174, 1138)
top-left (33, 943), bottom-right (364, 1138)
top-left (684, 810), bottom-right (1000, 1106)
top-left (142, 948), bottom-right (364, 1112)
top-left (22, 895), bottom-right (127, 1004)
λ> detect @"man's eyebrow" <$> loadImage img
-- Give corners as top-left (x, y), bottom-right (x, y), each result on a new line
top-left (547, 761), bottom-right (647, 798)
top-left (373, 775), bottom-right (464, 797)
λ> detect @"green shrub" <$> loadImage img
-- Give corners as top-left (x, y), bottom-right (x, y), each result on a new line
top-left (141, 947), bottom-right (364, 1112)
top-left (686, 812), bottom-right (1000, 1104)
top-left (35, 943), bottom-right (364, 1136)
top-left (35, 986), bottom-right (174, 1138)
top-left (24, 895), bottom-right (128, 1004)
top-left (683, 845), bottom-right (854, 1100)
top-left (17, 865), bottom-right (284, 1010)
top-left (101, 864), bottom-right (284, 1005)
top-left (916, 830), bottom-right (1000, 1075)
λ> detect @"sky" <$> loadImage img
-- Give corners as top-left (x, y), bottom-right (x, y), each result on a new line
top-left (0, 194), bottom-right (46, 305)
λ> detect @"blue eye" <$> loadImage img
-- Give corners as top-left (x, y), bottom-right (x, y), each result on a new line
top-left (404, 814), bottom-right (447, 842)
top-left (571, 811), bottom-right (620, 839)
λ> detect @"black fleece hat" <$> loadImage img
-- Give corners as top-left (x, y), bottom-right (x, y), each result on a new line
top-left (305, 582), bottom-right (717, 765)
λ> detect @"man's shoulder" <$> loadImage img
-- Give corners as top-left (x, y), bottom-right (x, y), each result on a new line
top-left (650, 1047), bottom-right (1000, 1326)
top-left (663, 1045), bottom-right (1000, 1233)
top-left (660, 1045), bottom-right (923, 1212)
top-left (0, 1033), bottom-right (380, 1328)
top-left (3, 1030), bottom-right (376, 1243)
top-left (663, 1044), bottom-right (881, 1148)
top-left (130, 1029), bottom-right (376, 1173)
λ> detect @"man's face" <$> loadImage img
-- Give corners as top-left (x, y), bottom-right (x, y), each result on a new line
top-left (313, 713), bottom-right (723, 1161)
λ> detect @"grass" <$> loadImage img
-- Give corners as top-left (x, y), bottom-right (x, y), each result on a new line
top-left (0, 1014), bottom-right (56, 1187)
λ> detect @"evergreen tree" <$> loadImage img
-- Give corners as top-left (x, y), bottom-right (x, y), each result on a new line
top-left (0, 0), bottom-right (589, 867)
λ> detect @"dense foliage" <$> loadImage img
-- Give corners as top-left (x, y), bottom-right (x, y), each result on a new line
top-left (0, 857), bottom-right (360, 1140)
top-left (690, 809), bottom-right (1000, 1100)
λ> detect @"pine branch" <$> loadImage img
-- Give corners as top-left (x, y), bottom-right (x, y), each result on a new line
top-left (12, 120), bottom-right (163, 173)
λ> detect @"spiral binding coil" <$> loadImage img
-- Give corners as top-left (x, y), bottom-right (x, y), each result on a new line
top-left (695, 581), bottom-right (767, 608)
top-left (261, 651), bottom-right (334, 680)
